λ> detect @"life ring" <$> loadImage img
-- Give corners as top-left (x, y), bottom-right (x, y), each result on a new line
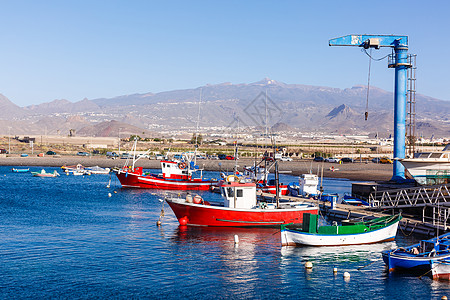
top-left (178, 162), bottom-right (187, 169)
top-left (226, 175), bottom-right (239, 182)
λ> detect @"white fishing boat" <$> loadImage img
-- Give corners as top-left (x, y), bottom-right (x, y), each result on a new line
top-left (431, 258), bottom-right (450, 280)
top-left (86, 166), bottom-right (110, 174)
top-left (281, 214), bottom-right (402, 247)
top-left (399, 144), bottom-right (450, 185)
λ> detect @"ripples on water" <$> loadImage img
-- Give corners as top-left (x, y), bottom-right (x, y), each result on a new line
top-left (1, 166), bottom-right (450, 299)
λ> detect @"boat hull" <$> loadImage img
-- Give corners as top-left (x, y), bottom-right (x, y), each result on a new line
top-left (382, 250), bottom-right (450, 273)
top-left (400, 159), bottom-right (450, 184)
top-left (115, 171), bottom-right (214, 190)
top-left (166, 199), bottom-right (318, 227)
top-left (281, 220), bottom-right (399, 246)
top-left (432, 260), bottom-right (450, 280)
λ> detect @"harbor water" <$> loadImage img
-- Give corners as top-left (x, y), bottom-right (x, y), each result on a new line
top-left (1, 166), bottom-right (449, 299)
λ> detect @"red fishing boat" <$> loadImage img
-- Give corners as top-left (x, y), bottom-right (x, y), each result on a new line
top-left (114, 140), bottom-right (217, 190)
top-left (115, 160), bottom-right (216, 190)
top-left (165, 176), bottom-right (318, 227)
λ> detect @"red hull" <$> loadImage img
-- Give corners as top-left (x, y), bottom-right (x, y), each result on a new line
top-left (260, 185), bottom-right (289, 196)
top-left (166, 199), bottom-right (318, 227)
top-left (115, 171), bottom-right (214, 190)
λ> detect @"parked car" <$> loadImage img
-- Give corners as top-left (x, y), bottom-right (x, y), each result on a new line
top-left (77, 151), bottom-right (90, 156)
top-left (380, 157), bottom-right (393, 164)
top-left (372, 157), bottom-right (381, 163)
top-left (0, 148), bottom-right (8, 154)
top-left (340, 157), bottom-right (354, 163)
top-left (46, 151), bottom-right (57, 155)
top-left (209, 155), bottom-right (219, 160)
top-left (313, 156), bottom-right (324, 162)
top-left (218, 154), bottom-right (228, 160)
top-left (155, 154), bottom-right (165, 160)
top-left (226, 155), bottom-right (235, 160)
top-left (106, 152), bottom-right (119, 159)
top-left (262, 156), bottom-right (274, 162)
top-left (325, 157), bottom-right (341, 163)
top-left (280, 156), bottom-right (292, 161)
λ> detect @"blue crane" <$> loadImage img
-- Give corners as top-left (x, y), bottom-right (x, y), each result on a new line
top-left (329, 34), bottom-right (410, 182)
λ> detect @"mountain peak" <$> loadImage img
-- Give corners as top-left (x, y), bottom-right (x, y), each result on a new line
top-left (251, 78), bottom-right (283, 86)
top-left (326, 104), bottom-right (358, 119)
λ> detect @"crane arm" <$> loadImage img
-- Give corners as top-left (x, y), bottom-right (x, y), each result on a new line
top-left (329, 35), bottom-right (408, 48)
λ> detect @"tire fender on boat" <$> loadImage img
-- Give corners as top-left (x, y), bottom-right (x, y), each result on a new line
top-left (226, 175), bottom-right (239, 182)
top-left (178, 162), bottom-right (187, 169)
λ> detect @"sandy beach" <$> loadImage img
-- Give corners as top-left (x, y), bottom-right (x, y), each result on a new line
top-left (0, 156), bottom-right (392, 181)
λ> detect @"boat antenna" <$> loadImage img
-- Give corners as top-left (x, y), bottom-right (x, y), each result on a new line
top-left (194, 88), bottom-right (202, 166)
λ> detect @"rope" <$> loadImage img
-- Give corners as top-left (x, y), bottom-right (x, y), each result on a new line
top-left (418, 268), bottom-right (432, 279)
top-left (399, 221), bottom-right (417, 237)
top-left (357, 259), bottom-right (379, 271)
top-left (253, 229), bottom-right (281, 244)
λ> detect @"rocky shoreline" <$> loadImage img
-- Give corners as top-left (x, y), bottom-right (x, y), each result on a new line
top-left (0, 156), bottom-right (392, 181)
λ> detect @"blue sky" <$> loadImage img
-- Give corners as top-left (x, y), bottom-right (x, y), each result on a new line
top-left (1, 0), bottom-right (449, 106)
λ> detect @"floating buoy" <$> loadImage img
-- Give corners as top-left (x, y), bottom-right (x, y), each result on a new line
top-left (442, 296), bottom-right (448, 300)
top-left (108, 193), bottom-right (112, 197)
top-left (156, 220), bottom-right (162, 226)
top-left (305, 261), bottom-right (313, 269)
top-left (114, 191), bottom-right (117, 193)
top-left (234, 234), bottom-right (239, 244)
top-left (106, 185), bottom-right (110, 188)
top-left (343, 272), bottom-right (350, 279)
top-left (193, 195), bottom-right (202, 204)
top-left (333, 267), bottom-right (338, 274)
top-left (179, 216), bottom-right (188, 226)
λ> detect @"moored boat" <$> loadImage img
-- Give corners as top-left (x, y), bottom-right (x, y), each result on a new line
top-left (382, 232), bottom-right (450, 273)
top-left (281, 213), bottom-right (401, 246)
top-left (32, 169), bottom-right (60, 177)
top-left (399, 143), bottom-right (450, 185)
top-left (86, 166), bottom-right (110, 174)
top-left (431, 259), bottom-right (450, 280)
top-left (115, 140), bottom-right (216, 190)
top-left (12, 168), bottom-right (30, 173)
top-left (165, 176), bottom-right (318, 227)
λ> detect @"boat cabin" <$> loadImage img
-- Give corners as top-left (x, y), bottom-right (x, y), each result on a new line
top-left (161, 160), bottom-right (192, 180)
top-left (299, 174), bottom-right (319, 197)
top-left (220, 181), bottom-right (257, 209)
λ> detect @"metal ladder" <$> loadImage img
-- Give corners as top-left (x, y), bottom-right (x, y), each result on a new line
top-left (406, 54), bottom-right (417, 157)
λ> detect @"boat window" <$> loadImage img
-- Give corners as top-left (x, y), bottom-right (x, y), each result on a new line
top-left (227, 187), bottom-right (234, 198)
top-left (162, 163), bottom-right (165, 167)
top-left (237, 189), bottom-right (243, 197)
top-left (430, 153), bottom-right (442, 158)
top-left (443, 153), bottom-right (449, 159)
top-left (415, 153), bottom-right (430, 158)
top-left (220, 187), bottom-right (226, 197)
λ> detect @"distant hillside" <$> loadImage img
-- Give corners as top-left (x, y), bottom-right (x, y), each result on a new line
top-left (1, 78), bottom-right (449, 138)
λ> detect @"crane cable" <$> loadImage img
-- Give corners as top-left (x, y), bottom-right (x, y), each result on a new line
top-left (362, 48), bottom-right (390, 121)
top-left (365, 48), bottom-right (372, 121)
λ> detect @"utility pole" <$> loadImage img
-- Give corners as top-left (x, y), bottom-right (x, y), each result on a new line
top-left (8, 126), bottom-right (11, 154)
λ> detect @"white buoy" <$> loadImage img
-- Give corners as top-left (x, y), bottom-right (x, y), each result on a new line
top-left (156, 220), bottom-right (162, 226)
top-left (108, 193), bottom-right (112, 197)
top-left (343, 272), bottom-right (350, 279)
top-left (106, 185), bottom-right (110, 188)
top-left (305, 261), bottom-right (313, 269)
top-left (442, 296), bottom-right (448, 300)
top-left (234, 235), bottom-right (239, 244)
top-left (333, 267), bottom-right (338, 274)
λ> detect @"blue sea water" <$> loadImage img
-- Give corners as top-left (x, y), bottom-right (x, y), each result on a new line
top-left (1, 166), bottom-right (449, 299)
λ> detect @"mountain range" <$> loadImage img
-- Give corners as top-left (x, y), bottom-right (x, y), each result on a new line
top-left (0, 78), bottom-right (449, 139)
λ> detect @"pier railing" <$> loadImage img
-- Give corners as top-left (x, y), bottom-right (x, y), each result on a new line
top-left (366, 183), bottom-right (450, 209)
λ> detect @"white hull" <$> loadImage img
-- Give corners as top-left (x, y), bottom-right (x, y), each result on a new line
top-left (431, 260), bottom-right (450, 280)
top-left (400, 158), bottom-right (450, 184)
top-left (281, 221), bottom-right (399, 246)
